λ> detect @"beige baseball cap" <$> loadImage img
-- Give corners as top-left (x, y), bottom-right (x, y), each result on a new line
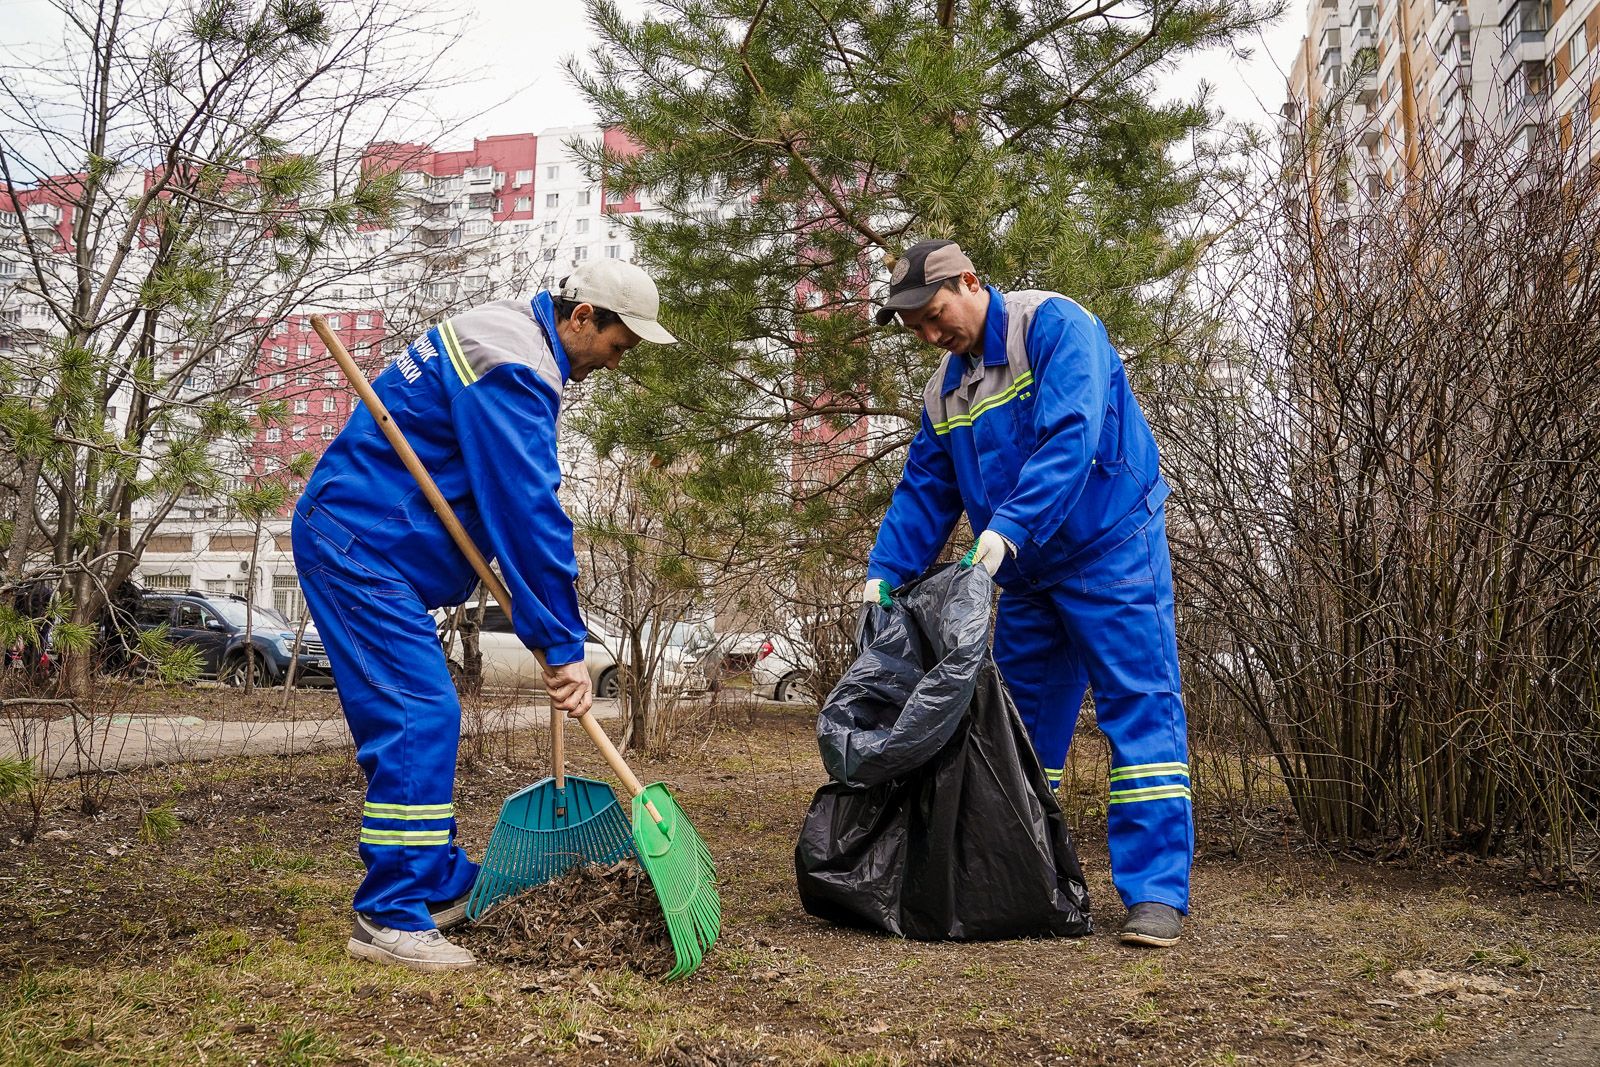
top-left (558, 259), bottom-right (677, 344)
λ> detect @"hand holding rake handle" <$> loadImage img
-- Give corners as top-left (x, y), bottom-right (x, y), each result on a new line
top-left (313, 316), bottom-right (663, 825)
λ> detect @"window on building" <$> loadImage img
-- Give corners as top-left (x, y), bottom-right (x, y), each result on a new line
top-left (573, 246), bottom-right (589, 262)
top-left (297, 371), bottom-right (310, 386)
top-left (296, 342), bottom-right (309, 357)
top-left (605, 244), bottom-right (622, 259)
top-left (466, 219), bottom-right (490, 236)
top-left (272, 321), bottom-right (287, 335)
top-left (543, 220), bottom-right (557, 235)
top-left (514, 169), bottom-right (532, 186)
top-left (204, 578), bottom-right (229, 593)
top-left (577, 189), bottom-right (592, 207)
top-left (293, 425), bottom-right (306, 441)
top-left (323, 395), bottom-right (336, 413)
top-left (1572, 31), bottom-right (1591, 69)
top-left (542, 247), bottom-right (558, 261)
top-left (143, 573), bottom-right (192, 592)
top-left (356, 313), bottom-right (372, 330)
top-left (515, 197), bottom-right (531, 212)
top-left (321, 424), bottom-right (334, 440)
top-left (327, 315), bottom-right (341, 330)
top-left (293, 399), bottom-right (308, 414)
top-left (575, 218), bottom-right (589, 234)
top-left (546, 164), bottom-right (560, 180)
top-left (270, 372), bottom-right (285, 388)
top-left (545, 192), bottom-right (559, 208)
top-left (266, 427), bottom-right (282, 442)
top-left (272, 574), bottom-right (304, 620)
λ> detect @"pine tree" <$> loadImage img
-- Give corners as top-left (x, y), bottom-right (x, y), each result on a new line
top-left (570, 0), bottom-right (1272, 678)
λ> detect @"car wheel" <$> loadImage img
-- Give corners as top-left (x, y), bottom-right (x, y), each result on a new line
top-left (221, 654), bottom-right (268, 688)
top-left (446, 659), bottom-right (464, 691)
top-left (774, 672), bottom-right (816, 704)
top-left (597, 667), bottom-right (620, 699)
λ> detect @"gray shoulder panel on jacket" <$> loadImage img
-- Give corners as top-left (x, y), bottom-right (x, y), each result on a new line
top-left (442, 299), bottom-right (562, 396)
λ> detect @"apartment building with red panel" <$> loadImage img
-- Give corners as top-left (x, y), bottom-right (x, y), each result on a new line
top-left (250, 309), bottom-right (388, 476)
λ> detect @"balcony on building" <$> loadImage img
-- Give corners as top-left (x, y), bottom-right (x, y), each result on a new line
top-left (1498, 0), bottom-right (1549, 68)
top-left (1319, 46), bottom-right (1343, 87)
top-left (463, 165), bottom-right (495, 189)
top-left (1432, 7), bottom-right (1471, 55)
top-left (1502, 59), bottom-right (1550, 116)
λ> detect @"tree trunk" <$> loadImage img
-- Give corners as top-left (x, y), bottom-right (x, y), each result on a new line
top-left (243, 517), bottom-right (261, 692)
top-left (3, 454), bottom-right (44, 583)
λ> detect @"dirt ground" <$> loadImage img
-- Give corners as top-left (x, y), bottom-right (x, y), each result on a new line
top-left (1, 697), bottom-right (1597, 1066)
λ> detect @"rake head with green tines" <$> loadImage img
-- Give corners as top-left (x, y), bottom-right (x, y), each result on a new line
top-left (465, 774), bottom-right (635, 921)
top-left (633, 783), bottom-right (720, 980)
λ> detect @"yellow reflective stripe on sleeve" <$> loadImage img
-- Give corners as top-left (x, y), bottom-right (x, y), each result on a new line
top-left (1107, 784), bottom-right (1192, 805)
top-left (439, 320), bottom-right (477, 386)
top-left (363, 802), bottom-right (454, 821)
top-left (359, 828), bottom-right (452, 846)
top-left (1108, 762), bottom-right (1190, 783)
top-left (933, 371), bottom-right (1034, 435)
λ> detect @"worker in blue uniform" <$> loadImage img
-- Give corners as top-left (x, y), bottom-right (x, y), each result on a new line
top-left (863, 239), bottom-right (1192, 947)
top-left (291, 260), bottom-right (677, 971)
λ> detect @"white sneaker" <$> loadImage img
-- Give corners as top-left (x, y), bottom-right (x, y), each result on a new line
top-left (347, 914), bottom-right (477, 972)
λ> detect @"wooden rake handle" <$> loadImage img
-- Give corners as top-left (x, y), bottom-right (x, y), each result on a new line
top-left (313, 315), bottom-right (655, 809)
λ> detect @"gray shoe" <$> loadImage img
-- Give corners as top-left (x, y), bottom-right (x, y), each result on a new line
top-left (427, 892), bottom-right (471, 932)
top-left (1118, 902), bottom-right (1183, 947)
top-left (347, 914), bottom-right (477, 972)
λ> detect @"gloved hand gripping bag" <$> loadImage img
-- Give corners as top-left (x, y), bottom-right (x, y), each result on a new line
top-left (796, 564), bottom-right (1093, 940)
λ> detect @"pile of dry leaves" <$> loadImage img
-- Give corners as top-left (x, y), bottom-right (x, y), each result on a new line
top-left (462, 859), bottom-right (677, 976)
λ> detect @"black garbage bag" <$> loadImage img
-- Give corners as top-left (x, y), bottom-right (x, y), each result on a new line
top-left (794, 564), bottom-right (1093, 940)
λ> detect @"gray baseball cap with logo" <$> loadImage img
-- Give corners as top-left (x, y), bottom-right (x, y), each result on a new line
top-left (875, 239), bottom-right (978, 325)
top-left (558, 259), bottom-right (677, 344)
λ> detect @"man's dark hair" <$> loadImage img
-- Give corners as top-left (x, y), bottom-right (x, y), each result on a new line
top-left (941, 277), bottom-right (966, 293)
top-left (553, 276), bottom-right (623, 330)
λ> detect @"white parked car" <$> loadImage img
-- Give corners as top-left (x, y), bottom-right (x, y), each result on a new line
top-left (436, 605), bottom-right (705, 697)
top-left (718, 631), bottom-right (817, 703)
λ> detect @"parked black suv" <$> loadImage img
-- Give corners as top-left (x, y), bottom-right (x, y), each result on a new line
top-left (131, 590), bottom-right (333, 687)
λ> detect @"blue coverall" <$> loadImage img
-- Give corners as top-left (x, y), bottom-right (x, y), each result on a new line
top-left (867, 287), bottom-right (1192, 912)
top-left (291, 293), bottom-right (586, 931)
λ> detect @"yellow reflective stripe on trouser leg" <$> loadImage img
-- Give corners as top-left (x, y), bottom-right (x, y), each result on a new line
top-left (358, 828), bottom-right (452, 846)
top-left (363, 802), bottom-right (454, 820)
top-left (1107, 762), bottom-right (1189, 783)
top-left (1107, 784), bottom-right (1192, 805)
top-left (1043, 766), bottom-right (1064, 785)
top-left (438, 320), bottom-right (477, 385)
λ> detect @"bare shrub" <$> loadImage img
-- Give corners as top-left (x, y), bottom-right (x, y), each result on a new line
top-left (1164, 114), bottom-right (1600, 867)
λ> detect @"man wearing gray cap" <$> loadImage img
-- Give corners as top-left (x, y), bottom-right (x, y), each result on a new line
top-left (293, 259), bottom-right (676, 971)
top-left (863, 239), bottom-right (1192, 947)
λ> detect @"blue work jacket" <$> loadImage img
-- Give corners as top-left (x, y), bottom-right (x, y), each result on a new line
top-left (299, 292), bottom-right (586, 664)
top-left (867, 287), bottom-right (1169, 594)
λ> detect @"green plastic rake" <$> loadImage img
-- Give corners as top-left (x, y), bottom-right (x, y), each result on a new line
top-left (318, 314), bottom-right (720, 980)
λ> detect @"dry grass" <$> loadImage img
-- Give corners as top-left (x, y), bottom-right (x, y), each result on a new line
top-left (0, 701), bottom-right (1595, 1065)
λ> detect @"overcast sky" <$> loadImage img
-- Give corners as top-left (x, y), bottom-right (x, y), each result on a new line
top-left (2, 0), bottom-right (1306, 153)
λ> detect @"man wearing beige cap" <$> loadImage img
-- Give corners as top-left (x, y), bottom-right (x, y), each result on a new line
top-left (863, 239), bottom-right (1192, 947)
top-left (292, 259), bottom-right (675, 971)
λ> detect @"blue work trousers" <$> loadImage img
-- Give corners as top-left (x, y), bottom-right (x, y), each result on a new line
top-left (291, 499), bottom-right (480, 931)
top-left (993, 505), bottom-right (1193, 912)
